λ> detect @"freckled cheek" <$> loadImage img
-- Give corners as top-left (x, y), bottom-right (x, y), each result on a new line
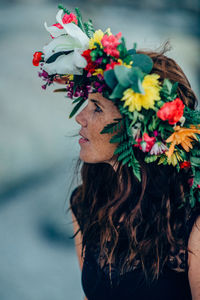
top-left (91, 131), bottom-right (118, 160)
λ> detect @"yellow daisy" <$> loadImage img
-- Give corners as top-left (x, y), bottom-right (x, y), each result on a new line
top-left (89, 29), bottom-right (104, 49)
top-left (121, 74), bottom-right (161, 112)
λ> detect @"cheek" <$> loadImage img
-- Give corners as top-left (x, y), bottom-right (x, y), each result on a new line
top-left (92, 131), bottom-right (117, 160)
top-left (79, 124), bottom-right (117, 163)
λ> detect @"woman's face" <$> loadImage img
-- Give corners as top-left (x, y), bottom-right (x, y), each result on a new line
top-left (75, 93), bottom-right (121, 164)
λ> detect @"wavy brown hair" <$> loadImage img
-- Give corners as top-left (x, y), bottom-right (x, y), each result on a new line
top-left (70, 45), bottom-right (199, 283)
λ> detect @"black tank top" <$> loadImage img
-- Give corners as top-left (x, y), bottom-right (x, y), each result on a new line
top-left (70, 189), bottom-right (199, 300)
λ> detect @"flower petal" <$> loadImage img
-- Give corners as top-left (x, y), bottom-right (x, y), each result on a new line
top-left (73, 48), bottom-right (87, 68)
top-left (44, 22), bottom-right (65, 38)
top-left (43, 35), bottom-right (80, 60)
top-left (56, 9), bottom-right (89, 48)
top-left (43, 52), bottom-right (85, 75)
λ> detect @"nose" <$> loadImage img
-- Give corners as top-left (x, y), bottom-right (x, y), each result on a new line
top-left (75, 107), bottom-right (87, 127)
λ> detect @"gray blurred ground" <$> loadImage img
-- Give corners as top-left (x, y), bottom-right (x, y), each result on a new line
top-left (0, 0), bottom-right (199, 299)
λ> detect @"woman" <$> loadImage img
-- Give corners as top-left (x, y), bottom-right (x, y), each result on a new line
top-left (33, 6), bottom-right (200, 299)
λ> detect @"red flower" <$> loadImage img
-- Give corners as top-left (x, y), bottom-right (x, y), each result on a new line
top-left (157, 98), bottom-right (185, 125)
top-left (101, 32), bottom-right (122, 58)
top-left (105, 60), bottom-right (121, 71)
top-left (32, 51), bottom-right (43, 66)
top-left (180, 161), bottom-right (191, 169)
top-left (52, 13), bottom-right (78, 32)
top-left (81, 49), bottom-right (97, 74)
top-left (134, 133), bottom-right (156, 152)
top-left (62, 13), bottom-right (78, 25)
top-left (52, 23), bottom-right (63, 29)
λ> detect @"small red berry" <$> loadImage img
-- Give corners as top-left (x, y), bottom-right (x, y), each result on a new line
top-left (180, 161), bottom-right (191, 169)
top-left (32, 51), bottom-right (43, 66)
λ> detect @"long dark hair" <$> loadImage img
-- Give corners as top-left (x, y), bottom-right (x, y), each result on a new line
top-left (70, 45), bottom-right (199, 282)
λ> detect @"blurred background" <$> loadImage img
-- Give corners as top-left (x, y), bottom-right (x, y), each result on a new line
top-left (0, 0), bottom-right (199, 299)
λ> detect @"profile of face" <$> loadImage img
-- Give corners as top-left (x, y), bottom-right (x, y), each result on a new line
top-left (75, 93), bottom-right (122, 165)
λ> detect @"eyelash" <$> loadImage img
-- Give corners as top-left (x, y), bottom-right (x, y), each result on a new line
top-left (94, 104), bottom-right (102, 113)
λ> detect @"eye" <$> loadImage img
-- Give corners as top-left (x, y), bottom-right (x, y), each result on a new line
top-left (94, 103), bottom-right (103, 113)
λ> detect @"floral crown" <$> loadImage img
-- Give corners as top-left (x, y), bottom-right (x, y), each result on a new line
top-left (33, 5), bottom-right (200, 208)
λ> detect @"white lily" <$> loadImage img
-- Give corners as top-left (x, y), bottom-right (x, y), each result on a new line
top-left (42, 9), bottom-right (89, 75)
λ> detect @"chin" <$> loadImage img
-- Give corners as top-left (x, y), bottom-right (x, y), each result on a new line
top-left (79, 150), bottom-right (116, 165)
top-left (79, 150), bottom-right (95, 163)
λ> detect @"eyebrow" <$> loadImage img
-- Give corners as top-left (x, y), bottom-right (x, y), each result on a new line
top-left (90, 99), bottom-right (105, 109)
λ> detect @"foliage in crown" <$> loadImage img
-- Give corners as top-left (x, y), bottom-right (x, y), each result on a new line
top-left (33, 4), bottom-right (200, 208)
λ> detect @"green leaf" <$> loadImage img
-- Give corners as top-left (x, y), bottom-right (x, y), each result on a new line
top-left (84, 19), bottom-right (95, 38)
top-left (114, 142), bottom-right (129, 155)
top-left (109, 83), bottom-right (125, 99)
top-left (184, 107), bottom-right (200, 126)
top-left (171, 82), bottom-right (178, 97)
top-left (114, 66), bottom-right (132, 88)
top-left (118, 149), bottom-right (132, 161)
top-left (158, 155), bottom-right (166, 165)
top-left (73, 75), bottom-right (83, 94)
top-left (114, 66), bottom-right (145, 93)
top-left (69, 98), bottom-right (85, 118)
top-left (110, 132), bottom-right (125, 143)
top-left (58, 4), bottom-right (70, 14)
top-left (128, 157), bottom-right (141, 181)
top-left (193, 171), bottom-right (200, 187)
top-left (122, 156), bottom-right (131, 165)
top-left (117, 37), bottom-right (128, 58)
top-left (75, 8), bottom-right (86, 34)
top-left (189, 190), bottom-right (196, 208)
top-left (128, 48), bottom-right (137, 56)
top-left (144, 155), bottom-right (158, 163)
top-left (72, 96), bottom-right (84, 104)
top-left (131, 54), bottom-right (153, 74)
top-left (131, 78), bottom-right (144, 94)
top-left (160, 78), bottom-right (178, 100)
top-left (191, 157), bottom-right (200, 167)
top-left (100, 119), bottom-right (123, 134)
top-left (129, 67), bottom-right (145, 93)
top-left (104, 70), bottom-right (118, 89)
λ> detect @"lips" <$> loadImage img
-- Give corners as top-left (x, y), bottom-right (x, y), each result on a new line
top-left (79, 131), bottom-right (89, 141)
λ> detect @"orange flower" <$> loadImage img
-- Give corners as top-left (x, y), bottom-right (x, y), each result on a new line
top-left (166, 125), bottom-right (200, 157)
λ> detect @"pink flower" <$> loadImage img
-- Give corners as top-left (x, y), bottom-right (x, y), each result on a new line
top-left (52, 13), bottom-right (78, 32)
top-left (134, 133), bottom-right (156, 152)
top-left (62, 13), bottom-right (78, 25)
top-left (197, 185), bottom-right (200, 189)
top-left (101, 32), bottom-right (122, 58)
